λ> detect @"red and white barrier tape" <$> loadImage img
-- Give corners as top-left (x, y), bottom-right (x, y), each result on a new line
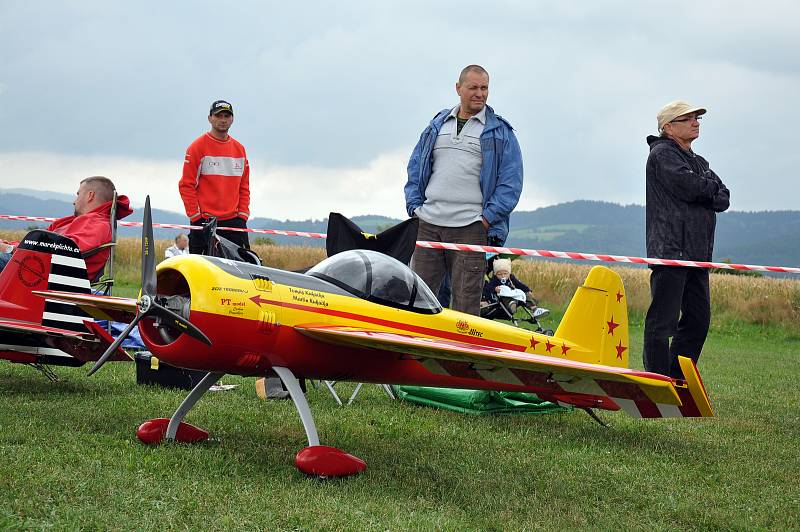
top-left (415, 241), bottom-right (800, 274)
top-left (2, 213), bottom-right (798, 274)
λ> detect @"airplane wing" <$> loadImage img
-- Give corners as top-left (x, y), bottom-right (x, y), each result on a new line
top-left (294, 325), bottom-right (713, 419)
top-left (32, 290), bottom-right (138, 323)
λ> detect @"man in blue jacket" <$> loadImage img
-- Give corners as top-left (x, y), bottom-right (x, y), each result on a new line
top-left (644, 100), bottom-right (730, 379)
top-left (405, 64), bottom-right (523, 315)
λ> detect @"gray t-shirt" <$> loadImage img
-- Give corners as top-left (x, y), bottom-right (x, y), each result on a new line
top-left (415, 105), bottom-right (485, 227)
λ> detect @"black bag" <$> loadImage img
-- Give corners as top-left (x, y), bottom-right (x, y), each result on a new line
top-left (134, 351), bottom-right (207, 391)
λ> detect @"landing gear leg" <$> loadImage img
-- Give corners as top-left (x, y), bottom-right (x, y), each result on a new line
top-left (136, 371), bottom-right (224, 444)
top-left (166, 371), bottom-right (225, 440)
top-left (273, 365), bottom-right (366, 478)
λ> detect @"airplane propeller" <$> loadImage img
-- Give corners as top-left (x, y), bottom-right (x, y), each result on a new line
top-left (88, 196), bottom-right (211, 376)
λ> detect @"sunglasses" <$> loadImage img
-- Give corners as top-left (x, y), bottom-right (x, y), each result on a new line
top-left (671, 115), bottom-right (703, 124)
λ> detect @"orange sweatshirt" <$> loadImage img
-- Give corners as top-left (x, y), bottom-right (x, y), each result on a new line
top-left (179, 133), bottom-right (250, 222)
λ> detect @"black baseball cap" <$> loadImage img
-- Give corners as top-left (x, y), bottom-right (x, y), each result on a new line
top-left (209, 100), bottom-right (234, 116)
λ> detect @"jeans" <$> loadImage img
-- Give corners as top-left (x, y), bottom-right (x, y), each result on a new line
top-left (643, 266), bottom-right (711, 378)
top-left (0, 251), bottom-right (11, 272)
top-left (412, 220), bottom-right (487, 316)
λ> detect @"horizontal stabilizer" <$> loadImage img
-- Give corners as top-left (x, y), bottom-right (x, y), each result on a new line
top-left (33, 290), bottom-right (138, 323)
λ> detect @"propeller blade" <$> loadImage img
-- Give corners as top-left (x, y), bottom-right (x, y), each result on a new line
top-left (141, 196), bottom-right (157, 297)
top-left (151, 302), bottom-right (212, 346)
top-left (87, 313), bottom-right (143, 376)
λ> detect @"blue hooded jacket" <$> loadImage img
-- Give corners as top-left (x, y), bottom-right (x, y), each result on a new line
top-left (404, 105), bottom-right (523, 245)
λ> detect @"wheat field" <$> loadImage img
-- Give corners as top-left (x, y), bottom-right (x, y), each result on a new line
top-left (2, 230), bottom-right (798, 331)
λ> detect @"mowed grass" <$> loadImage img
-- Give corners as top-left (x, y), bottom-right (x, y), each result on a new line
top-left (1, 319), bottom-right (798, 530)
top-left (1, 233), bottom-right (798, 529)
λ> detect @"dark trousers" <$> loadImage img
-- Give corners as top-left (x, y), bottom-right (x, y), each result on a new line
top-left (188, 217), bottom-right (250, 255)
top-left (411, 220), bottom-right (486, 316)
top-left (643, 266), bottom-right (711, 378)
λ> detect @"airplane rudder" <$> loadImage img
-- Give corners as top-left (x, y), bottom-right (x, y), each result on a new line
top-left (0, 230), bottom-right (91, 325)
top-left (555, 265), bottom-right (630, 367)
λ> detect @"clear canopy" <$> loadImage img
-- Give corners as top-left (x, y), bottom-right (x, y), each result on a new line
top-left (307, 250), bottom-right (442, 314)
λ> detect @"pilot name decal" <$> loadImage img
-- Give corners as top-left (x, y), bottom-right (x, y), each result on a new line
top-left (219, 297), bottom-right (247, 316)
top-left (289, 287), bottom-right (329, 308)
top-left (211, 286), bottom-right (247, 293)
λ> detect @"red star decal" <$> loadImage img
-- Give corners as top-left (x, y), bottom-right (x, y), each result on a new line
top-left (616, 291), bottom-right (624, 303)
top-left (561, 343), bottom-right (571, 355)
top-left (607, 316), bottom-right (620, 336)
top-left (615, 340), bottom-right (628, 359)
top-left (529, 337), bottom-right (540, 350)
top-left (545, 340), bottom-right (555, 353)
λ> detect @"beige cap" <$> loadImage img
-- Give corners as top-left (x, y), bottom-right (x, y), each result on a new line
top-left (657, 100), bottom-right (707, 132)
top-left (493, 258), bottom-right (512, 274)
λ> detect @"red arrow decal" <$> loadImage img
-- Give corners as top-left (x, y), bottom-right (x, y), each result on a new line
top-left (250, 295), bottom-right (271, 307)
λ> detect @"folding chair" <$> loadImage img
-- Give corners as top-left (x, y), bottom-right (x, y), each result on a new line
top-left (84, 190), bottom-right (119, 297)
top-left (315, 380), bottom-right (397, 406)
top-left (80, 191), bottom-right (118, 335)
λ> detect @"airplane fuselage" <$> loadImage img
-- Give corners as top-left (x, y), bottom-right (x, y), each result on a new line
top-left (143, 255), bottom-right (608, 389)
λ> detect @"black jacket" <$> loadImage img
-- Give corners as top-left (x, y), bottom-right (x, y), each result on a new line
top-left (646, 136), bottom-right (730, 261)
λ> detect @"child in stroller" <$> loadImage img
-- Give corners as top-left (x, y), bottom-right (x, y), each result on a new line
top-left (480, 258), bottom-right (553, 335)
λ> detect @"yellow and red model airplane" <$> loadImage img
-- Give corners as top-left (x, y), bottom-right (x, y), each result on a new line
top-left (38, 198), bottom-right (714, 477)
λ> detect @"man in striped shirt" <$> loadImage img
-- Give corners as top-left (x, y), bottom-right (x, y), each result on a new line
top-left (179, 100), bottom-right (251, 254)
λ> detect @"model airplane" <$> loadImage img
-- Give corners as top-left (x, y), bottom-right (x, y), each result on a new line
top-left (38, 197), bottom-right (714, 478)
top-left (0, 230), bottom-right (131, 380)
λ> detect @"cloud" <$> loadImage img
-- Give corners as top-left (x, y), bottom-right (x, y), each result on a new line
top-left (0, 1), bottom-right (798, 216)
top-left (0, 150), bottom-right (423, 221)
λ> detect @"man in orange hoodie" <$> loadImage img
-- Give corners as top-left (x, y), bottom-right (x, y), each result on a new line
top-left (179, 100), bottom-right (251, 254)
top-left (0, 176), bottom-right (133, 281)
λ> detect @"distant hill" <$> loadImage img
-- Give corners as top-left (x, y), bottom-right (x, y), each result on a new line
top-left (0, 190), bottom-right (401, 244)
top-left (504, 200), bottom-right (800, 268)
top-left (1, 191), bottom-right (798, 268)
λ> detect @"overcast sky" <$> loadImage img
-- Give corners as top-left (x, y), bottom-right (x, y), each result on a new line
top-left (0, 1), bottom-right (797, 221)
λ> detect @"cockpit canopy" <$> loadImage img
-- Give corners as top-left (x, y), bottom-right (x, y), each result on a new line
top-left (307, 250), bottom-right (442, 314)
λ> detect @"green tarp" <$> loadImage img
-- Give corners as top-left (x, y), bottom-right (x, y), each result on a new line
top-left (392, 386), bottom-right (572, 415)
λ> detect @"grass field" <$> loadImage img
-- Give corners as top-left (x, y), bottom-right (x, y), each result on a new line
top-left (0, 234), bottom-right (798, 529)
top-left (1, 316), bottom-right (798, 530)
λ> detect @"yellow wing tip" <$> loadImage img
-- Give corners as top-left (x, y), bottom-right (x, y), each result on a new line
top-left (679, 356), bottom-right (714, 417)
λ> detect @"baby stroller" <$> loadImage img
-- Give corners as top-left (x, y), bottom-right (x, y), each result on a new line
top-left (480, 289), bottom-right (553, 335)
top-left (479, 255), bottom-right (554, 335)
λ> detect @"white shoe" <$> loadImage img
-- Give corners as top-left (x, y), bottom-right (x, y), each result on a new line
top-left (209, 384), bottom-right (238, 392)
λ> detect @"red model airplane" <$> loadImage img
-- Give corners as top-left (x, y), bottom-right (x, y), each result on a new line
top-left (0, 230), bottom-right (130, 380)
top-left (38, 198), bottom-right (714, 478)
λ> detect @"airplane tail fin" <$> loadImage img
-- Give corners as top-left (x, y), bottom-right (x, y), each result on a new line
top-left (0, 230), bottom-right (92, 331)
top-left (326, 213), bottom-right (419, 264)
top-left (554, 265), bottom-right (629, 367)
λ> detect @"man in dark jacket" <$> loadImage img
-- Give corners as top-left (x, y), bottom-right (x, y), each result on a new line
top-left (643, 100), bottom-right (730, 379)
